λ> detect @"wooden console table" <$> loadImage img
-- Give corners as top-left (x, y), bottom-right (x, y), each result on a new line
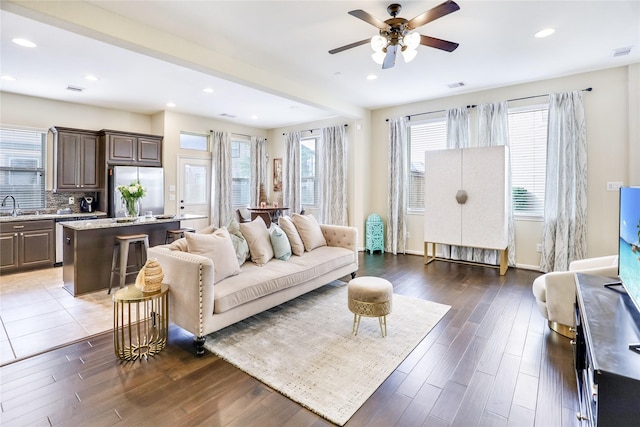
top-left (423, 242), bottom-right (508, 275)
top-left (574, 273), bottom-right (640, 426)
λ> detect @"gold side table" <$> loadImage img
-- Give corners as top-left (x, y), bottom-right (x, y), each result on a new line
top-left (112, 284), bottom-right (169, 361)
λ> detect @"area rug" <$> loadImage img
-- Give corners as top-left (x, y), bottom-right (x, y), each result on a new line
top-left (204, 281), bottom-right (450, 425)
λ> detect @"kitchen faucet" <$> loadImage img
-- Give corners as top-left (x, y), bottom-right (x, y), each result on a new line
top-left (1, 195), bottom-right (19, 217)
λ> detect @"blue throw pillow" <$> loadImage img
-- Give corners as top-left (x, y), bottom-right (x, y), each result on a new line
top-left (270, 224), bottom-right (292, 261)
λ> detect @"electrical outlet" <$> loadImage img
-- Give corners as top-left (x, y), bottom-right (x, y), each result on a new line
top-left (68, 197), bottom-right (74, 205)
top-left (536, 243), bottom-right (542, 253)
top-left (606, 181), bottom-right (624, 191)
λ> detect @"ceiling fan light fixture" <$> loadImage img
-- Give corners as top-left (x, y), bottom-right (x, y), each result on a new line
top-left (372, 51), bottom-right (386, 65)
top-left (403, 32), bottom-right (420, 50)
top-left (401, 48), bottom-right (417, 63)
top-left (371, 35), bottom-right (387, 52)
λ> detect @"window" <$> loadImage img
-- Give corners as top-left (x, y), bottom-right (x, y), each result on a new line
top-left (508, 105), bottom-right (548, 218)
top-left (179, 132), bottom-right (208, 151)
top-left (0, 128), bottom-right (46, 210)
top-left (300, 137), bottom-right (319, 207)
top-left (407, 118), bottom-right (447, 210)
top-left (231, 138), bottom-right (251, 207)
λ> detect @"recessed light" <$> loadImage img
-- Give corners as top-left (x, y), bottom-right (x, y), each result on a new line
top-left (366, 74), bottom-right (378, 80)
top-left (251, 115), bottom-right (258, 120)
top-left (534, 28), bottom-right (555, 38)
top-left (12, 38), bottom-right (37, 48)
top-left (203, 87), bottom-right (214, 93)
top-left (1, 75), bottom-right (16, 81)
top-left (84, 74), bottom-right (99, 81)
top-left (166, 102), bottom-right (176, 107)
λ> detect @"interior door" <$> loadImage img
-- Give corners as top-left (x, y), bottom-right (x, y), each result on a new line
top-left (177, 157), bottom-right (210, 231)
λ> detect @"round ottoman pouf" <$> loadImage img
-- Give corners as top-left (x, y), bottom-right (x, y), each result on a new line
top-left (348, 276), bottom-right (393, 337)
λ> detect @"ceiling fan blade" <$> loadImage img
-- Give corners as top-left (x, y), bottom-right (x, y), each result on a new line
top-left (348, 9), bottom-right (389, 30)
top-left (382, 45), bottom-right (398, 69)
top-left (407, 0), bottom-right (460, 29)
top-left (420, 35), bottom-right (459, 52)
top-left (328, 39), bottom-right (370, 55)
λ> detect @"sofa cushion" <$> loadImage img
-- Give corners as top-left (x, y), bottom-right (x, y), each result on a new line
top-left (167, 237), bottom-right (188, 252)
top-left (185, 228), bottom-right (241, 284)
top-left (270, 224), bottom-right (292, 261)
top-left (227, 218), bottom-right (250, 264)
top-left (278, 216), bottom-right (304, 256)
top-left (292, 213), bottom-right (326, 251)
top-left (213, 245), bottom-right (356, 313)
top-left (239, 216), bottom-right (274, 266)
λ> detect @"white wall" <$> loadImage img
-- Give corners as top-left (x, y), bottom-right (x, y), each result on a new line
top-left (369, 66), bottom-right (637, 269)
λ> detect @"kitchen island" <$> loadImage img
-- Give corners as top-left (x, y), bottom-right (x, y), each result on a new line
top-left (62, 215), bottom-right (205, 296)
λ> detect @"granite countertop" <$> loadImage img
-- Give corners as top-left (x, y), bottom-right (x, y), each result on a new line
top-left (61, 214), bottom-right (206, 230)
top-left (0, 211), bottom-right (108, 223)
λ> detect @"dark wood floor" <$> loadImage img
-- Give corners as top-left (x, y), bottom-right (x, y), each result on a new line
top-left (0, 253), bottom-right (579, 426)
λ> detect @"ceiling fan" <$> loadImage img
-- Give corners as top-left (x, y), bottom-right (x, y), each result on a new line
top-left (329, 0), bottom-right (460, 69)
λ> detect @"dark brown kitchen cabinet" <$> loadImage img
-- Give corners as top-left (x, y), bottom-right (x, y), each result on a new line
top-left (0, 220), bottom-right (54, 274)
top-left (55, 127), bottom-right (102, 191)
top-left (102, 131), bottom-right (162, 166)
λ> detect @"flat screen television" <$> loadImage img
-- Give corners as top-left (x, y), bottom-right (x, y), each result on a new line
top-left (618, 186), bottom-right (640, 318)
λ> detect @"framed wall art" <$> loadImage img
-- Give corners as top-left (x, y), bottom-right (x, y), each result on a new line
top-left (273, 158), bottom-right (282, 192)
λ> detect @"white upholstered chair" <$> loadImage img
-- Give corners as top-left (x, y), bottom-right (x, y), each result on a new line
top-left (532, 255), bottom-right (618, 338)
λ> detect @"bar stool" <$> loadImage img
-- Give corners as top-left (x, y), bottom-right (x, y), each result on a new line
top-left (164, 227), bottom-right (195, 244)
top-left (108, 234), bottom-right (149, 294)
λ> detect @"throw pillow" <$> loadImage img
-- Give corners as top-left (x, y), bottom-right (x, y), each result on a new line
top-left (185, 228), bottom-right (241, 284)
top-left (239, 216), bottom-right (274, 266)
top-left (278, 216), bottom-right (305, 256)
top-left (227, 218), bottom-right (251, 263)
top-left (270, 224), bottom-right (292, 261)
top-left (197, 224), bottom-right (217, 234)
top-left (292, 213), bottom-right (326, 251)
top-left (167, 237), bottom-right (188, 252)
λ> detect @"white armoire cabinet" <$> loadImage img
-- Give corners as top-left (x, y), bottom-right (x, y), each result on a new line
top-left (423, 145), bottom-right (509, 274)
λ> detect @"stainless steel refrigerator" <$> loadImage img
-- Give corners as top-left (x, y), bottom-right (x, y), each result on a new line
top-left (109, 166), bottom-right (164, 217)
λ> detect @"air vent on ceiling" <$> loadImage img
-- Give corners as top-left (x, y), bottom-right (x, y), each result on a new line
top-left (220, 113), bottom-right (237, 118)
top-left (612, 46), bottom-right (632, 57)
top-left (447, 81), bottom-right (465, 89)
top-left (66, 85), bottom-right (84, 92)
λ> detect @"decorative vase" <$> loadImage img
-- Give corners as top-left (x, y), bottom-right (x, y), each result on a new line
top-left (135, 258), bottom-right (164, 293)
top-left (124, 198), bottom-right (140, 218)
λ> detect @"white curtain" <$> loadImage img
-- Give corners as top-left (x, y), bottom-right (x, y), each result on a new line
top-left (283, 131), bottom-right (302, 214)
top-left (477, 101), bottom-right (516, 266)
top-left (250, 136), bottom-right (267, 206)
top-left (540, 91), bottom-right (588, 272)
top-left (319, 125), bottom-right (347, 225)
top-left (211, 130), bottom-right (232, 227)
top-left (387, 117), bottom-right (408, 255)
top-left (442, 107), bottom-right (470, 260)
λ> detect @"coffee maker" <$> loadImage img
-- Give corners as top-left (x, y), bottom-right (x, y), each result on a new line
top-left (80, 196), bottom-right (95, 213)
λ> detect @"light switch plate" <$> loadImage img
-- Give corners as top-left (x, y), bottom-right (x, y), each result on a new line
top-left (169, 185), bottom-right (176, 192)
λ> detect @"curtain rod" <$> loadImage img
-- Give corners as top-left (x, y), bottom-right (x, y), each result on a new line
top-left (282, 123), bottom-right (348, 136)
top-left (209, 130), bottom-right (267, 141)
top-left (385, 87), bottom-right (593, 122)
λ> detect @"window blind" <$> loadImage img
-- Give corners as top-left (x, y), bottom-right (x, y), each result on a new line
top-left (0, 128), bottom-right (46, 210)
top-left (301, 137), bottom-right (318, 207)
top-left (508, 106), bottom-right (548, 218)
top-left (231, 139), bottom-right (251, 207)
top-left (407, 119), bottom-right (447, 210)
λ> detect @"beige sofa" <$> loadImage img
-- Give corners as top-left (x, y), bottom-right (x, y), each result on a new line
top-left (149, 223), bottom-right (358, 355)
top-left (532, 255), bottom-right (618, 337)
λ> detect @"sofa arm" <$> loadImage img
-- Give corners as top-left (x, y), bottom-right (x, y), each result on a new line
top-left (569, 255), bottom-right (618, 272)
top-left (321, 224), bottom-right (358, 265)
top-left (148, 247), bottom-right (215, 338)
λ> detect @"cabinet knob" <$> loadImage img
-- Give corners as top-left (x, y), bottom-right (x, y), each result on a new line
top-left (569, 327), bottom-right (576, 332)
top-left (570, 340), bottom-right (576, 346)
